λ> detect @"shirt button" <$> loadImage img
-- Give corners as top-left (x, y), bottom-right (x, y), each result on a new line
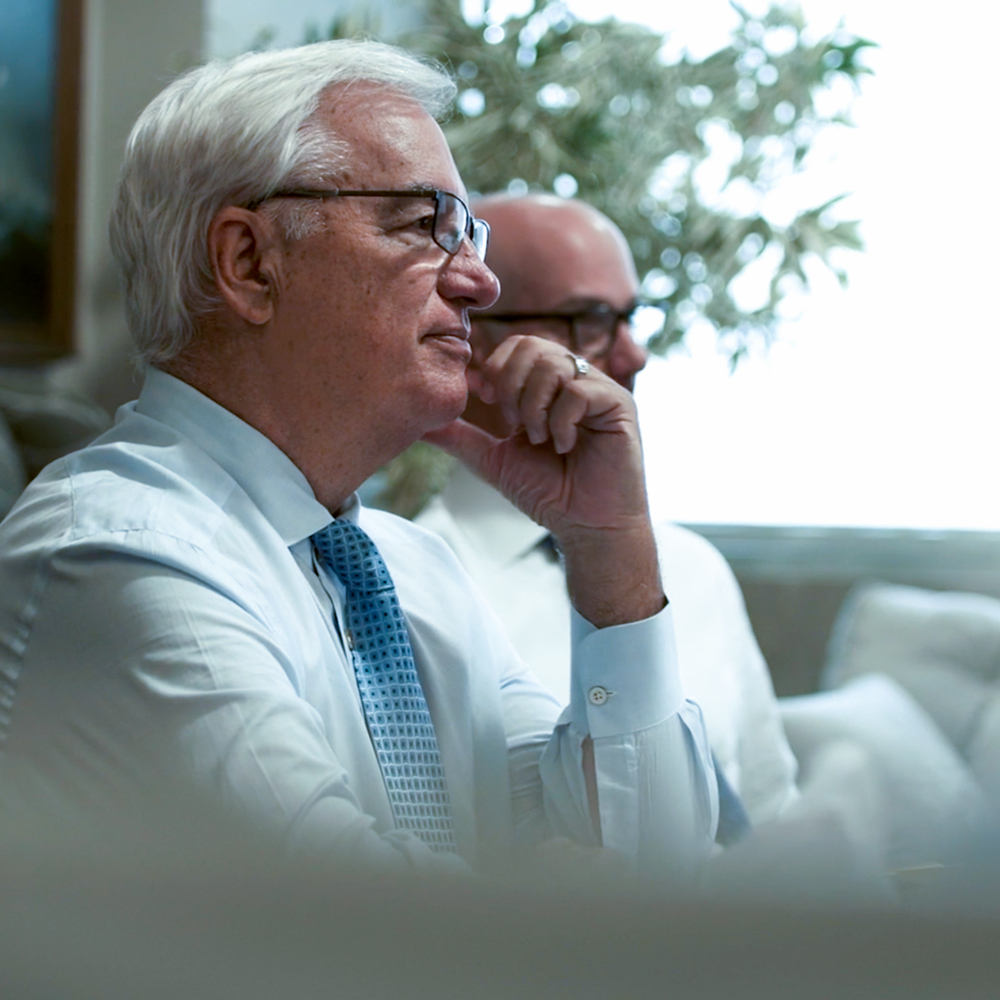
top-left (587, 685), bottom-right (609, 706)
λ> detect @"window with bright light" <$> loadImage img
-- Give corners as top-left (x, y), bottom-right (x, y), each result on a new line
top-left (619, 0), bottom-right (1000, 530)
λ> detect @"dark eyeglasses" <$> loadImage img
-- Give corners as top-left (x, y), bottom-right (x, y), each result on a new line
top-left (477, 302), bottom-right (653, 360)
top-left (248, 188), bottom-right (490, 260)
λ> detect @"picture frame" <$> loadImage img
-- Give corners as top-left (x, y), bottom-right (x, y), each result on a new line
top-left (0, 0), bottom-right (84, 364)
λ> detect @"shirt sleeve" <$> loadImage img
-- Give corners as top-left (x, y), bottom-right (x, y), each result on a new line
top-left (503, 603), bottom-right (719, 884)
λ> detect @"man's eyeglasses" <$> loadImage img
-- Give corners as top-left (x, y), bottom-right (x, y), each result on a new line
top-left (248, 188), bottom-right (490, 260)
top-left (478, 302), bottom-right (661, 360)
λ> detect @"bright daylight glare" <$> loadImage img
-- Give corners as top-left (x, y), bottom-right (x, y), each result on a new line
top-left (206, 0), bottom-right (1000, 529)
top-left (584, 0), bottom-right (1000, 530)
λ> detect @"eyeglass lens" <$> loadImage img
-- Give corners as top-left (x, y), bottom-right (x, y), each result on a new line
top-left (573, 304), bottom-right (665, 358)
top-left (434, 193), bottom-right (489, 260)
top-left (572, 308), bottom-right (633, 357)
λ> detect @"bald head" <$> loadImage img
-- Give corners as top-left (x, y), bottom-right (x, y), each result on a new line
top-left (468, 195), bottom-right (648, 407)
top-left (463, 195), bottom-right (649, 436)
top-left (474, 194), bottom-right (637, 315)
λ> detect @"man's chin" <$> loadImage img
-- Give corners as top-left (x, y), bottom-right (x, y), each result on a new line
top-left (418, 382), bottom-right (470, 435)
top-left (425, 404), bottom-right (468, 436)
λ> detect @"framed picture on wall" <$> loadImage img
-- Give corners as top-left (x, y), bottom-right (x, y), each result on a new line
top-left (0, 0), bottom-right (83, 364)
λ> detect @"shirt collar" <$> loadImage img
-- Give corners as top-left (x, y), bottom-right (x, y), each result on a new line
top-left (441, 462), bottom-right (549, 565)
top-left (134, 367), bottom-right (339, 546)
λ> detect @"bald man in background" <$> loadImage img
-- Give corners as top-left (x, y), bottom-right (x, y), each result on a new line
top-left (418, 193), bottom-right (799, 828)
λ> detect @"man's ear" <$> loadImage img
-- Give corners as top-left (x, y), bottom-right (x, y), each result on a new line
top-left (206, 207), bottom-right (282, 325)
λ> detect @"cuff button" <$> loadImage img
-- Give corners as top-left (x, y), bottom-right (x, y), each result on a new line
top-left (587, 685), bottom-right (610, 706)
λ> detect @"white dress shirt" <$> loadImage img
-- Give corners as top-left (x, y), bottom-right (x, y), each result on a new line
top-left (0, 368), bottom-right (716, 878)
top-left (417, 463), bottom-right (799, 826)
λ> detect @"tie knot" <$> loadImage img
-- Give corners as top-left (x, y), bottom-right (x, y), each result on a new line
top-left (312, 520), bottom-right (392, 595)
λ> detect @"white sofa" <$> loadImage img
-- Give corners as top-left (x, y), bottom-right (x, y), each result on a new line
top-left (777, 582), bottom-right (1000, 874)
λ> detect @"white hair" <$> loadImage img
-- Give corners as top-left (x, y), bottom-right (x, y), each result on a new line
top-left (109, 39), bottom-right (456, 366)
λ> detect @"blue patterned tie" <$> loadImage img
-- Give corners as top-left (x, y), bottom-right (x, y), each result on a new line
top-left (312, 520), bottom-right (457, 853)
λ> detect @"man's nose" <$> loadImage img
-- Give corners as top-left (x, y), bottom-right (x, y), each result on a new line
top-left (442, 240), bottom-right (501, 310)
top-left (607, 320), bottom-right (649, 392)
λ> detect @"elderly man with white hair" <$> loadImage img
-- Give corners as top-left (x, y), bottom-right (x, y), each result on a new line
top-left (0, 41), bottom-right (716, 880)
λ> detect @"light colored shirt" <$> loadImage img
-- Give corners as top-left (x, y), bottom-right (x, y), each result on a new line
top-left (417, 463), bottom-right (799, 826)
top-left (0, 368), bottom-right (716, 878)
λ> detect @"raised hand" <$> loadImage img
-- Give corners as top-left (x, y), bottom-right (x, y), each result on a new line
top-left (424, 336), bottom-right (665, 627)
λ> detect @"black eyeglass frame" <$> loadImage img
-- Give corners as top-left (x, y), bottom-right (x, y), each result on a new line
top-left (247, 188), bottom-right (490, 260)
top-left (476, 302), bottom-right (648, 360)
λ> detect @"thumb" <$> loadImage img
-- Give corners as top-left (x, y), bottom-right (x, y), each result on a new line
top-left (422, 418), bottom-right (500, 479)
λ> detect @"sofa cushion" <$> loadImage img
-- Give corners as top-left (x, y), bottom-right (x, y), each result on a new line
top-left (780, 674), bottom-right (988, 868)
top-left (822, 583), bottom-right (1000, 802)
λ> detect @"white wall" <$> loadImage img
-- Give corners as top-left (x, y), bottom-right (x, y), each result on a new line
top-left (50, 0), bottom-right (203, 414)
top-left (54, 0), bottom-right (421, 414)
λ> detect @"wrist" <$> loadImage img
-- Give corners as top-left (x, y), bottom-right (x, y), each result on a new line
top-left (559, 520), bottom-right (665, 628)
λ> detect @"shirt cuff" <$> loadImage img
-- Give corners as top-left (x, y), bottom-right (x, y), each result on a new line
top-left (568, 603), bottom-right (684, 739)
